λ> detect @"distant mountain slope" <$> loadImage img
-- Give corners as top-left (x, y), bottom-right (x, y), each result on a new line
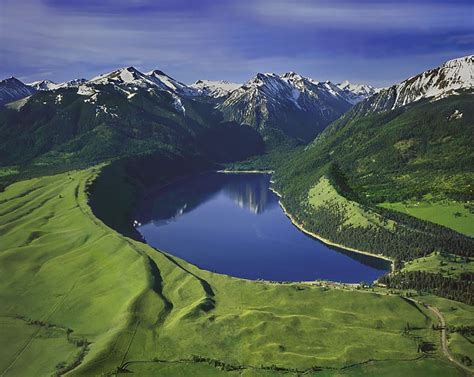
top-left (0, 68), bottom-right (264, 167)
top-left (218, 72), bottom-right (354, 143)
top-left (0, 66), bottom-right (377, 160)
top-left (0, 77), bottom-right (36, 105)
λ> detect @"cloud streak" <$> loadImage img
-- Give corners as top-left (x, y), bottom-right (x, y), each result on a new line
top-left (245, 0), bottom-right (473, 31)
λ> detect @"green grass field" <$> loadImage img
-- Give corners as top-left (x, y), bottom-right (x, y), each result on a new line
top-left (403, 252), bottom-right (474, 278)
top-left (449, 333), bottom-right (474, 367)
top-left (379, 200), bottom-right (474, 237)
top-left (0, 168), bottom-right (471, 376)
top-left (123, 358), bottom-right (461, 377)
top-left (308, 177), bottom-right (395, 230)
top-left (414, 295), bottom-right (474, 369)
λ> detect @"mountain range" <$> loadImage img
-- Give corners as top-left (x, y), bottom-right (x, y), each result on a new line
top-left (0, 67), bottom-right (376, 145)
top-left (0, 55), bottom-right (472, 173)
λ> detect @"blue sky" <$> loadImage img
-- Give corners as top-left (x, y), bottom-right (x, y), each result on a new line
top-left (1, 0), bottom-right (473, 86)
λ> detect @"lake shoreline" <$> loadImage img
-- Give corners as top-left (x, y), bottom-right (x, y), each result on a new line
top-left (268, 186), bottom-right (394, 272)
top-left (217, 169), bottom-right (394, 272)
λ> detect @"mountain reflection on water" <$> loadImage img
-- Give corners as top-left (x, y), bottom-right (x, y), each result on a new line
top-left (222, 174), bottom-right (276, 214)
top-left (135, 172), bottom-right (390, 282)
top-left (138, 173), bottom-right (277, 223)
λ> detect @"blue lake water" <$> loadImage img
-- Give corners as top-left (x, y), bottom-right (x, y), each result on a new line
top-left (135, 172), bottom-right (390, 283)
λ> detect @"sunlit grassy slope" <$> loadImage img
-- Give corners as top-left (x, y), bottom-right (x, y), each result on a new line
top-left (308, 177), bottom-right (395, 230)
top-left (0, 168), bottom-right (469, 376)
top-left (379, 200), bottom-right (474, 237)
top-left (402, 252), bottom-right (474, 278)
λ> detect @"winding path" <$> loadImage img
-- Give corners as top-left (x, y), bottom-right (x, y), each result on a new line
top-left (408, 298), bottom-right (473, 375)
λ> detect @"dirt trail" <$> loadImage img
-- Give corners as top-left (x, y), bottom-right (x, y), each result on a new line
top-left (408, 298), bottom-right (473, 375)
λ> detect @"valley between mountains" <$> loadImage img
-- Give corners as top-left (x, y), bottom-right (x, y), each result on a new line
top-left (0, 55), bottom-right (473, 376)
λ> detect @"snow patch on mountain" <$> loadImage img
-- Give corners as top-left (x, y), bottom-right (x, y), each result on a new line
top-left (77, 85), bottom-right (97, 97)
top-left (172, 94), bottom-right (186, 114)
top-left (448, 109), bottom-right (463, 121)
top-left (96, 104), bottom-right (118, 118)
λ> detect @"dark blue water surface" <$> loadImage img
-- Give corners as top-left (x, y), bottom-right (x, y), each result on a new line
top-left (135, 173), bottom-right (390, 283)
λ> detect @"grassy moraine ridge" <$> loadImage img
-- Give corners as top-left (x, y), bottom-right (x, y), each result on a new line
top-left (0, 164), bottom-right (472, 376)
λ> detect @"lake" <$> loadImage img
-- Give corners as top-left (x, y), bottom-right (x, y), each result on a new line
top-left (135, 172), bottom-right (390, 283)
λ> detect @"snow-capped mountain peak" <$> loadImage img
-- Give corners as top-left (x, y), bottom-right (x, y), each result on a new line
top-left (336, 80), bottom-right (378, 104)
top-left (88, 66), bottom-right (194, 96)
top-left (218, 71), bottom-right (355, 141)
top-left (28, 79), bottom-right (59, 91)
top-left (361, 54), bottom-right (474, 113)
top-left (90, 66), bottom-right (153, 87)
top-left (390, 55), bottom-right (473, 107)
top-left (190, 80), bottom-right (241, 98)
top-left (337, 80), bottom-right (377, 95)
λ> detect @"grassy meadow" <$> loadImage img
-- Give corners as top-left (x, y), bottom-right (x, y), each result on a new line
top-left (308, 177), bottom-right (395, 231)
top-left (402, 253), bottom-right (473, 278)
top-left (0, 167), bottom-right (472, 376)
top-left (379, 200), bottom-right (474, 237)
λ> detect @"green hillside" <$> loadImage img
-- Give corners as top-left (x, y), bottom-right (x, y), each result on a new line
top-left (0, 86), bottom-right (264, 170)
top-left (0, 166), bottom-right (469, 376)
top-left (277, 94), bottom-right (473, 203)
top-left (273, 95), bottom-right (474, 258)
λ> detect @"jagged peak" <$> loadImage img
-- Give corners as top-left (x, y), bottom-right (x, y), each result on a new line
top-left (29, 79), bottom-right (57, 85)
top-left (1, 76), bottom-right (25, 85)
top-left (281, 71), bottom-right (301, 78)
top-left (90, 66), bottom-right (146, 83)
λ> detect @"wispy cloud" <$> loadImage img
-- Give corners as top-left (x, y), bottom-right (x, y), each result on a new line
top-left (0, 0), bottom-right (238, 81)
top-left (244, 0), bottom-right (474, 31)
top-left (0, 0), bottom-right (472, 86)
